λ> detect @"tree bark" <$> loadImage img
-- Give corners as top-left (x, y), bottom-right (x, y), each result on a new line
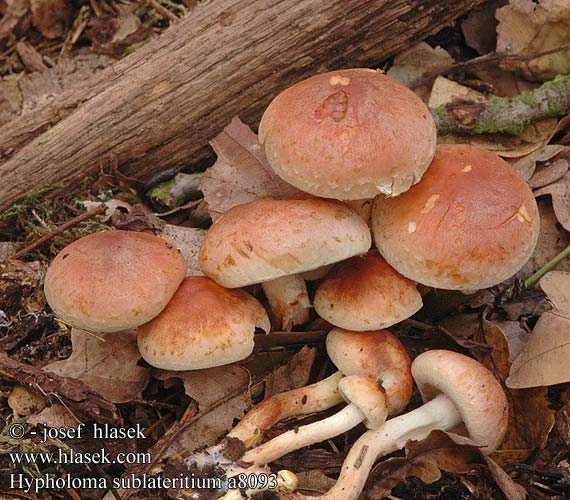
top-left (0, 0), bottom-right (485, 212)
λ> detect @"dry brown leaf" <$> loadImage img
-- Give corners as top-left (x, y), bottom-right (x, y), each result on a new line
top-left (461, 0), bottom-right (505, 55)
top-left (365, 431), bottom-right (481, 499)
top-left (16, 41), bottom-right (48, 72)
top-left (529, 159), bottom-right (570, 189)
top-left (200, 116), bottom-right (303, 220)
top-left (496, 0), bottom-right (570, 81)
top-left (512, 144), bottom-right (565, 181)
top-left (0, 259), bottom-right (45, 315)
top-left (534, 171), bottom-right (570, 231)
top-left (484, 456), bottom-right (528, 500)
top-left (296, 471), bottom-right (337, 495)
top-left (507, 272), bottom-right (570, 388)
top-left (30, 0), bottom-right (72, 39)
top-left (387, 43), bottom-right (453, 101)
top-left (0, 0), bottom-right (29, 41)
top-left (519, 199), bottom-right (570, 278)
top-left (475, 318), bottom-right (554, 464)
top-left (264, 345), bottom-right (316, 397)
top-left (428, 76), bottom-right (487, 108)
top-left (43, 328), bottom-right (150, 403)
top-left (28, 403), bottom-right (78, 428)
top-left (8, 386), bottom-right (46, 417)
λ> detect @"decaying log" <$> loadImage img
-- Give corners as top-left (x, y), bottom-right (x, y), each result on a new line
top-left (0, 0), bottom-right (486, 212)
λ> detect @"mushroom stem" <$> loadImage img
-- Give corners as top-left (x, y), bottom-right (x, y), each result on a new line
top-left (227, 372), bottom-right (343, 447)
top-left (262, 275), bottom-right (311, 331)
top-left (242, 404), bottom-right (366, 466)
top-left (283, 394), bottom-right (461, 500)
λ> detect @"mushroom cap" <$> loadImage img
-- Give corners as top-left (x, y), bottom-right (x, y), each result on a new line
top-left (371, 144), bottom-right (540, 290)
top-left (199, 198), bottom-right (371, 288)
top-left (258, 68), bottom-right (436, 200)
top-left (326, 328), bottom-right (412, 414)
top-left (338, 375), bottom-right (388, 429)
top-left (411, 350), bottom-right (508, 452)
top-left (314, 252), bottom-right (422, 331)
top-left (44, 230), bottom-right (187, 333)
top-left (137, 276), bottom-right (270, 370)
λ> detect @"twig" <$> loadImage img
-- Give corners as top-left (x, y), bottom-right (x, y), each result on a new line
top-left (0, 353), bottom-right (121, 424)
top-left (431, 74), bottom-right (570, 135)
top-left (524, 244), bottom-right (570, 288)
top-left (144, 0), bottom-right (178, 23)
top-left (411, 45), bottom-right (570, 90)
top-left (10, 205), bottom-right (105, 260)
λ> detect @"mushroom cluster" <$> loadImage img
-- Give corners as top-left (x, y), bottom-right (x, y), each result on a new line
top-left (43, 67), bottom-right (537, 500)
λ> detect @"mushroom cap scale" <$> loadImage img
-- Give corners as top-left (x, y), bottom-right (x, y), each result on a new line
top-left (372, 144), bottom-right (540, 291)
top-left (411, 349), bottom-right (508, 452)
top-left (314, 252), bottom-right (422, 331)
top-left (137, 276), bottom-right (270, 370)
top-left (259, 68), bottom-right (437, 199)
top-left (199, 198), bottom-right (371, 288)
top-left (44, 230), bottom-right (187, 333)
top-left (326, 328), bottom-right (413, 415)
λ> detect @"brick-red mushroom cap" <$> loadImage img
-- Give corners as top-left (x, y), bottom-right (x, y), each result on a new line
top-left (259, 68), bottom-right (436, 200)
top-left (326, 328), bottom-right (413, 415)
top-left (411, 350), bottom-right (508, 452)
top-left (199, 198), bottom-right (371, 288)
top-left (372, 144), bottom-right (540, 291)
top-left (137, 276), bottom-right (270, 370)
top-left (314, 252), bottom-right (422, 331)
top-left (44, 230), bottom-right (187, 333)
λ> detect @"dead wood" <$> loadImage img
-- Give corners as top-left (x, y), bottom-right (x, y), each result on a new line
top-left (0, 0), bottom-right (486, 212)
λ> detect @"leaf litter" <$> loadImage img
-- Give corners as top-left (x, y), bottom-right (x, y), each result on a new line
top-left (2, 2), bottom-right (570, 499)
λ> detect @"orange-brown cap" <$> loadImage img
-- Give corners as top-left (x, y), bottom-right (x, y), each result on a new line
top-left (259, 69), bottom-right (436, 200)
top-left (411, 350), bottom-right (508, 452)
top-left (137, 276), bottom-right (270, 370)
top-left (44, 230), bottom-right (186, 333)
top-left (199, 198), bottom-right (371, 288)
top-left (326, 328), bottom-right (412, 414)
top-left (372, 144), bottom-right (540, 290)
top-left (314, 253), bottom-right (422, 331)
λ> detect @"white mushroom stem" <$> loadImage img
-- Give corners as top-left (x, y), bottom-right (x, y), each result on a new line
top-left (242, 404), bottom-right (367, 466)
top-left (283, 394), bottom-right (461, 500)
top-left (262, 275), bottom-right (311, 331)
top-left (242, 376), bottom-right (388, 466)
top-left (227, 372), bottom-right (343, 448)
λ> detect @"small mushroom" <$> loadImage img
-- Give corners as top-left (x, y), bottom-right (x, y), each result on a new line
top-left (199, 198), bottom-right (371, 330)
top-left (44, 230), bottom-right (187, 333)
top-left (238, 329), bottom-right (412, 467)
top-left (314, 252), bottom-right (422, 331)
top-left (137, 276), bottom-right (270, 370)
top-left (371, 144), bottom-right (540, 291)
top-left (259, 68), bottom-right (437, 199)
top-left (282, 350), bottom-right (508, 500)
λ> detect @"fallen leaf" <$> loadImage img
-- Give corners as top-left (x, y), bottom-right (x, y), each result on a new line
top-left (387, 42), bottom-right (453, 100)
top-left (496, 0), bottom-right (570, 81)
top-left (16, 41), bottom-right (48, 72)
top-left (295, 471), bottom-right (337, 494)
top-left (0, 242), bottom-right (16, 261)
top-left (157, 224), bottom-right (206, 277)
top-left (507, 271), bottom-right (570, 388)
top-left (200, 116), bottom-right (303, 220)
top-left (28, 403), bottom-right (78, 428)
top-left (534, 171), bottom-right (570, 231)
top-left (43, 328), bottom-right (150, 403)
top-left (428, 76), bottom-right (487, 109)
top-left (365, 431), bottom-right (481, 499)
top-left (461, 0), bottom-right (506, 55)
top-left (484, 456), bottom-right (528, 500)
top-left (264, 345), bottom-right (316, 397)
top-left (531, 159), bottom-right (570, 189)
top-left (512, 144), bottom-right (565, 181)
top-left (518, 198), bottom-right (570, 278)
top-left (475, 317), bottom-right (555, 463)
top-left (496, 320), bottom-right (530, 362)
top-left (0, 259), bottom-right (45, 316)
top-left (30, 0), bottom-right (72, 39)
top-left (8, 385), bottom-right (46, 417)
